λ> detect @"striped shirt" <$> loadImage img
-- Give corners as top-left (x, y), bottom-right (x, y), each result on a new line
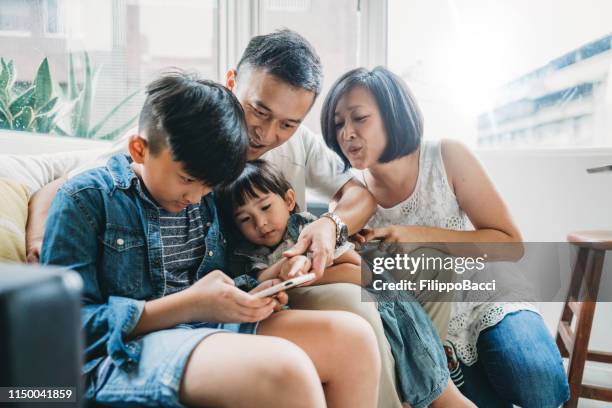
top-left (159, 204), bottom-right (210, 295)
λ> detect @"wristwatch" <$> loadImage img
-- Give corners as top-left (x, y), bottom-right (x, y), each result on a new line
top-left (321, 212), bottom-right (349, 247)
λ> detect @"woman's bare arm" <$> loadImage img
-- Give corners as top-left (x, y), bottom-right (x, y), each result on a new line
top-left (364, 140), bottom-right (523, 261)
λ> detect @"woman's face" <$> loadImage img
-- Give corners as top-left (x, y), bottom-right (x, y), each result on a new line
top-left (334, 86), bottom-right (387, 170)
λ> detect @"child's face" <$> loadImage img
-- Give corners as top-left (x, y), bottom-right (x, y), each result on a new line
top-left (129, 136), bottom-right (212, 213)
top-left (334, 86), bottom-right (387, 170)
top-left (234, 188), bottom-right (296, 247)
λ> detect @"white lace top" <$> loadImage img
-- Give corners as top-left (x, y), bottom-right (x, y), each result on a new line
top-left (357, 139), bottom-right (538, 366)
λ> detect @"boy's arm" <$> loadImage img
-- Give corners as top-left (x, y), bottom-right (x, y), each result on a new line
top-left (40, 187), bottom-right (146, 370)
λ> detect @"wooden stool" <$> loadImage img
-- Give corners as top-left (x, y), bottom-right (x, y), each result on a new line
top-left (556, 230), bottom-right (612, 407)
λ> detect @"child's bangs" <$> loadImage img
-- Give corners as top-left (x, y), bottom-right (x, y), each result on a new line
top-left (230, 166), bottom-right (283, 209)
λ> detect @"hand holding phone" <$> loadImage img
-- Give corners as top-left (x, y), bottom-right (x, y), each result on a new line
top-left (253, 273), bottom-right (317, 298)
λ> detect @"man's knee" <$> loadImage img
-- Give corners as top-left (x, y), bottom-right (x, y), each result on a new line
top-left (289, 283), bottom-right (380, 325)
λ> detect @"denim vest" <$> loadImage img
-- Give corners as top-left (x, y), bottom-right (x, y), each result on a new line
top-left (41, 154), bottom-right (226, 374)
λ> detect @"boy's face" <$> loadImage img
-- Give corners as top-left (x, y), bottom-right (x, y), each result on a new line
top-left (129, 136), bottom-right (212, 213)
top-left (227, 69), bottom-right (316, 160)
top-left (234, 188), bottom-right (296, 247)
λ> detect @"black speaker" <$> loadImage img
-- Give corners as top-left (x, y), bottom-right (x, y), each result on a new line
top-left (0, 263), bottom-right (83, 407)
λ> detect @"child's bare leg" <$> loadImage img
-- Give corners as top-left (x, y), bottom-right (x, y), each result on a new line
top-left (430, 379), bottom-right (476, 408)
top-left (180, 332), bottom-right (325, 408)
top-left (257, 309), bottom-right (381, 408)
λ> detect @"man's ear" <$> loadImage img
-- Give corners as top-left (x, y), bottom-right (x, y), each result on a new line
top-left (284, 189), bottom-right (297, 212)
top-left (226, 69), bottom-right (237, 91)
top-left (128, 135), bottom-right (148, 164)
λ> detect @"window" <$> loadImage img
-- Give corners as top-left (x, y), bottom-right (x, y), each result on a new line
top-left (0, 0), bottom-right (35, 34)
top-left (0, 0), bottom-right (219, 140)
top-left (257, 0), bottom-right (361, 132)
top-left (388, 0), bottom-right (612, 148)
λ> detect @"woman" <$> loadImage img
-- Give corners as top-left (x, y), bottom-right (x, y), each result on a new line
top-left (321, 66), bottom-right (569, 408)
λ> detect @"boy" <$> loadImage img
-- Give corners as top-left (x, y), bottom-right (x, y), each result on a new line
top-left (40, 72), bottom-right (380, 407)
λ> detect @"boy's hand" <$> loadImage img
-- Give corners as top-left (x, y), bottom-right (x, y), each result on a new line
top-left (184, 270), bottom-right (276, 323)
top-left (279, 255), bottom-right (311, 281)
top-left (249, 279), bottom-right (288, 312)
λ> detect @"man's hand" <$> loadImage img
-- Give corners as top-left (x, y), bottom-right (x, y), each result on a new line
top-left (183, 270), bottom-right (277, 323)
top-left (283, 217), bottom-right (336, 279)
top-left (279, 255), bottom-right (311, 281)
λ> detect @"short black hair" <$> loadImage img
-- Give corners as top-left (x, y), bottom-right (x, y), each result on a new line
top-left (215, 159), bottom-right (296, 218)
top-left (236, 29), bottom-right (323, 96)
top-left (321, 66), bottom-right (424, 170)
top-left (138, 70), bottom-right (248, 186)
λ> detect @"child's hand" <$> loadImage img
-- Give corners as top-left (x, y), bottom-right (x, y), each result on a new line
top-left (249, 279), bottom-right (288, 312)
top-left (184, 270), bottom-right (276, 323)
top-left (279, 255), bottom-right (311, 281)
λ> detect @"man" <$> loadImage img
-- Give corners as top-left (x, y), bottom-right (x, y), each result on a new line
top-left (28, 29), bottom-right (403, 407)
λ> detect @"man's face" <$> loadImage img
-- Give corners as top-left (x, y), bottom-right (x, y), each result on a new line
top-left (230, 69), bottom-right (316, 160)
top-left (132, 140), bottom-right (212, 213)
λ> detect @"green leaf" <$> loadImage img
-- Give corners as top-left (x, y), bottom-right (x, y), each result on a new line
top-left (68, 53), bottom-right (82, 133)
top-left (0, 99), bottom-right (11, 125)
top-left (33, 57), bottom-right (53, 110)
top-left (7, 60), bottom-right (15, 89)
top-left (0, 104), bottom-right (9, 129)
top-left (37, 96), bottom-right (58, 115)
top-left (89, 89), bottom-right (140, 137)
top-left (0, 58), bottom-right (10, 103)
top-left (75, 52), bottom-right (95, 137)
top-left (0, 58), bottom-right (8, 90)
top-left (34, 112), bottom-right (58, 133)
top-left (13, 106), bottom-right (34, 130)
top-left (9, 86), bottom-right (35, 116)
top-left (68, 53), bottom-right (78, 100)
top-left (53, 124), bottom-right (70, 137)
top-left (98, 114), bottom-right (138, 140)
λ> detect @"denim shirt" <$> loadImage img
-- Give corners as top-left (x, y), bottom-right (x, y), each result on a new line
top-left (40, 154), bottom-right (227, 375)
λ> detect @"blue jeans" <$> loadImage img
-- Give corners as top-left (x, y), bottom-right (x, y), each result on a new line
top-left (88, 322), bottom-right (258, 407)
top-left (459, 310), bottom-right (569, 408)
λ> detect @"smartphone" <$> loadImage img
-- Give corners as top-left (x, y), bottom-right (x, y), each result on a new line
top-left (254, 273), bottom-right (317, 298)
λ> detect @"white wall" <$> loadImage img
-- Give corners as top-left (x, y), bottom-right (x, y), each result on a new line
top-left (1, 131), bottom-right (111, 155)
top-left (478, 148), bottom-right (612, 405)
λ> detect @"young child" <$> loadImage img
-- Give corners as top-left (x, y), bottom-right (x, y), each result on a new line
top-left (216, 159), bottom-right (362, 286)
top-left (216, 159), bottom-right (475, 408)
top-left (40, 72), bottom-right (380, 408)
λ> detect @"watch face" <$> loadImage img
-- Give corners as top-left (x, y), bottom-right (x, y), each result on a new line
top-left (338, 224), bottom-right (349, 244)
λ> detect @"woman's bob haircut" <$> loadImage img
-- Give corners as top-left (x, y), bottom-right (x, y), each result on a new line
top-left (321, 66), bottom-right (424, 170)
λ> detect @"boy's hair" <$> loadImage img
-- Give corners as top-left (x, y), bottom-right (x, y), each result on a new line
top-left (138, 70), bottom-right (248, 186)
top-left (236, 29), bottom-right (323, 97)
top-left (321, 66), bottom-right (424, 171)
top-left (215, 159), bottom-right (296, 226)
